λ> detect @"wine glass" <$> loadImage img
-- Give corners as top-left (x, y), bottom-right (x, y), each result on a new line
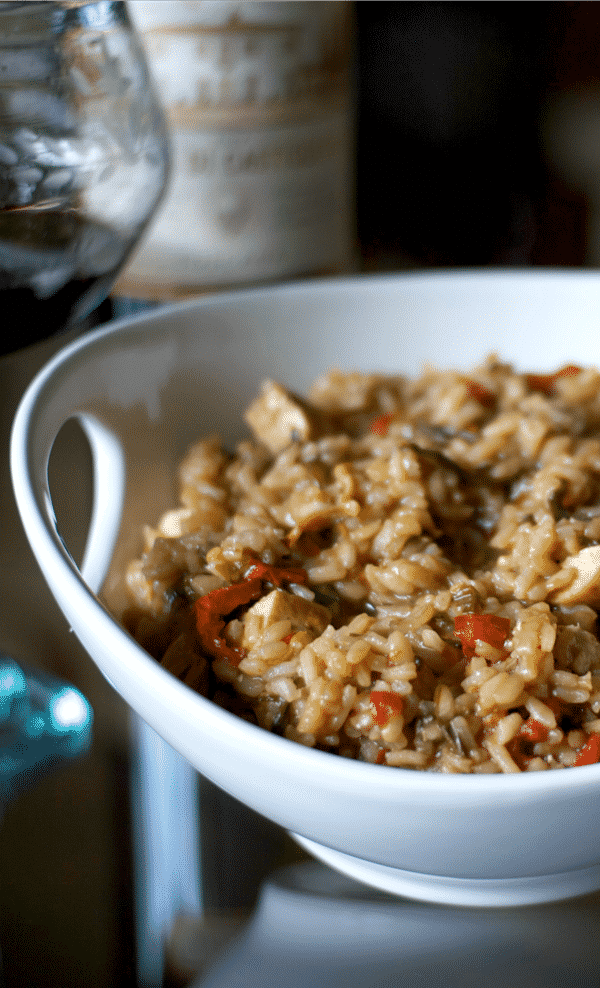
top-left (0, 9), bottom-right (168, 976)
top-left (0, 0), bottom-right (169, 354)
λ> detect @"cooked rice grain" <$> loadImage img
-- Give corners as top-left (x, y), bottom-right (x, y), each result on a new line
top-left (121, 357), bottom-right (600, 772)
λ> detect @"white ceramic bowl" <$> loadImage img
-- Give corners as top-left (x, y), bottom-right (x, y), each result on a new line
top-left (11, 271), bottom-right (600, 908)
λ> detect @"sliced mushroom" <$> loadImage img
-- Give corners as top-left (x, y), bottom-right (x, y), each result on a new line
top-left (408, 443), bottom-right (470, 484)
top-left (553, 624), bottom-right (600, 674)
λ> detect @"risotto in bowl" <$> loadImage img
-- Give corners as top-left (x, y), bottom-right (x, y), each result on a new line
top-left (11, 271), bottom-right (600, 906)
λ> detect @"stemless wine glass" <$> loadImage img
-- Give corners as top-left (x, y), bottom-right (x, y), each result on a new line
top-left (0, 0), bottom-right (169, 353)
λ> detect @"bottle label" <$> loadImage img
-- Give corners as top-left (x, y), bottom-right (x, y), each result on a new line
top-left (119, 1), bottom-right (355, 295)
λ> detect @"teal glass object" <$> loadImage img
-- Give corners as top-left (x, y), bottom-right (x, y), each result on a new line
top-left (0, 656), bottom-right (92, 804)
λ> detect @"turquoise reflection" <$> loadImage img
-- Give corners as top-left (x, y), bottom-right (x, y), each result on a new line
top-left (0, 656), bottom-right (92, 803)
top-left (50, 687), bottom-right (90, 732)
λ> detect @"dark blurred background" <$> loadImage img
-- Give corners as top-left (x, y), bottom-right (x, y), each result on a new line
top-left (357, 1), bottom-right (596, 271)
top-left (4, 3), bottom-right (600, 987)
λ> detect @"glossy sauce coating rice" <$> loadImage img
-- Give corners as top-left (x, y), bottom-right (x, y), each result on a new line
top-left (122, 357), bottom-right (600, 773)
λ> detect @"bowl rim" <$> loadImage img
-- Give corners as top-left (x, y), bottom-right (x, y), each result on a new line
top-left (11, 268), bottom-right (600, 798)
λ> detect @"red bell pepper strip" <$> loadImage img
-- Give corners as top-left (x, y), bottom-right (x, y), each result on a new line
top-left (508, 716), bottom-right (554, 770)
top-left (196, 621), bottom-right (246, 666)
top-left (245, 560), bottom-right (308, 586)
top-left (464, 379), bottom-right (495, 408)
top-left (194, 559), bottom-right (308, 666)
top-left (516, 718), bottom-right (549, 743)
top-left (525, 365), bottom-right (581, 395)
top-left (196, 578), bottom-right (264, 618)
top-left (454, 613), bottom-right (511, 659)
top-left (370, 690), bottom-right (404, 727)
top-left (574, 732), bottom-right (600, 767)
top-left (370, 414), bottom-right (393, 437)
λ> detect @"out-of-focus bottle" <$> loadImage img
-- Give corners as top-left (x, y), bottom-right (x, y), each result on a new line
top-left (0, 0), bottom-right (169, 351)
top-left (115, 0), bottom-right (356, 300)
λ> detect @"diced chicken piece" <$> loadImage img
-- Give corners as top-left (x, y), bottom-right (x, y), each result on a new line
top-left (244, 381), bottom-right (315, 454)
top-left (158, 506), bottom-right (200, 538)
top-left (179, 436), bottom-right (228, 487)
top-left (550, 545), bottom-right (600, 607)
top-left (309, 370), bottom-right (382, 412)
top-left (242, 588), bottom-right (330, 648)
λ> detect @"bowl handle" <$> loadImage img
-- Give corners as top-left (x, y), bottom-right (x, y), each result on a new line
top-left (76, 413), bottom-right (126, 595)
top-left (11, 399), bottom-right (126, 600)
